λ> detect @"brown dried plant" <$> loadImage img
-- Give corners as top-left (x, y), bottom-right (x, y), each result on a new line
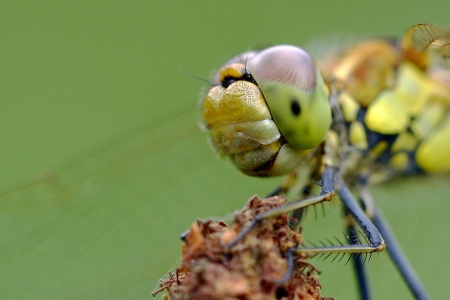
top-left (153, 195), bottom-right (333, 300)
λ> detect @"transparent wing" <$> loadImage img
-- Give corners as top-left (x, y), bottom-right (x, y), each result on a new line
top-left (402, 24), bottom-right (450, 69)
top-left (0, 101), bottom-right (278, 300)
top-left (0, 104), bottom-right (200, 206)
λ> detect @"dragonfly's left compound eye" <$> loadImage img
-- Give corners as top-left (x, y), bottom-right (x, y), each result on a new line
top-left (248, 45), bottom-right (331, 150)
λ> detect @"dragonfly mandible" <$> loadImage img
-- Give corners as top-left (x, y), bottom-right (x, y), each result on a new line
top-left (198, 24), bottom-right (450, 300)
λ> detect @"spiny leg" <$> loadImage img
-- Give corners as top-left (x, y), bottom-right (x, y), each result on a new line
top-left (360, 189), bottom-right (430, 300)
top-left (268, 170), bottom-right (428, 300)
top-left (347, 221), bottom-right (372, 300)
top-left (224, 168), bottom-right (336, 248)
top-left (294, 172), bottom-right (385, 256)
top-left (263, 168), bottom-right (384, 294)
top-left (343, 189), bottom-right (372, 300)
top-left (290, 180), bottom-right (325, 228)
top-left (268, 175), bottom-right (323, 229)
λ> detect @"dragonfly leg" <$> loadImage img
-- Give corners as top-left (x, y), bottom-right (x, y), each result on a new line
top-left (345, 188), bottom-right (372, 300)
top-left (294, 173), bottom-right (385, 256)
top-left (268, 173), bottom-right (322, 229)
top-left (348, 222), bottom-right (372, 300)
top-left (224, 168), bottom-right (336, 248)
top-left (359, 188), bottom-right (430, 300)
top-left (361, 201), bottom-right (430, 299)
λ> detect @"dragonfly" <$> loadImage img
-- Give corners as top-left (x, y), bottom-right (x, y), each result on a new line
top-left (199, 24), bottom-right (450, 300)
top-left (1, 24), bottom-right (449, 300)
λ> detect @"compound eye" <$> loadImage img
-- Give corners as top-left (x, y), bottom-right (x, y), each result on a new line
top-left (248, 45), bottom-right (317, 93)
top-left (247, 45), bottom-right (331, 150)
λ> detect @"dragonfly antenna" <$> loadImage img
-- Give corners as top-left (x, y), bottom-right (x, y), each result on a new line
top-left (178, 69), bottom-right (212, 85)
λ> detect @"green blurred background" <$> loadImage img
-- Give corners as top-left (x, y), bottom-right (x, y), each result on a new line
top-left (0, 1), bottom-right (449, 299)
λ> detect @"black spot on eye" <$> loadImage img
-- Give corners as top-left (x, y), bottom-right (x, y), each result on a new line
top-left (290, 98), bottom-right (301, 117)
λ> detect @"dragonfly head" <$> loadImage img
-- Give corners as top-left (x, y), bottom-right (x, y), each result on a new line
top-left (202, 45), bottom-right (331, 176)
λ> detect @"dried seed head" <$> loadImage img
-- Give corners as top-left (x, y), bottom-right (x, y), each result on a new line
top-left (154, 195), bottom-right (332, 300)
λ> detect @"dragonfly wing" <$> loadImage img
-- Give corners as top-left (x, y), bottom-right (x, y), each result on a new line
top-left (0, 104), bottom-right (209, 299)
top-left (0, 100), bottom-right (281, 299)
top-left (402, 24), bottom-right (450, 69)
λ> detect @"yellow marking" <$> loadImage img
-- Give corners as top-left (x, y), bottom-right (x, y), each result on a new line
top-left (395, 63), bottom-right (440, 116)
top-left (365, 62), bottom-right (450, 135)
top-left (416, 115), bottom-right (450, 172)
top-left (349, 121), bottom-right (368, 149)
top-left (218, 63), bottom-right (246, 82)
top-left (390, 152), bottom-right (409, 170)
top-left (365, 90), bottom-right (409, 134)
top-left (339, 92), bottom-right (360, 121)
top-left (410, 102), bottom-right (447, 140)
top-left (370, 141), bottom-right (388, 157)
top-left (391, 132), bottom-right (417, 152)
